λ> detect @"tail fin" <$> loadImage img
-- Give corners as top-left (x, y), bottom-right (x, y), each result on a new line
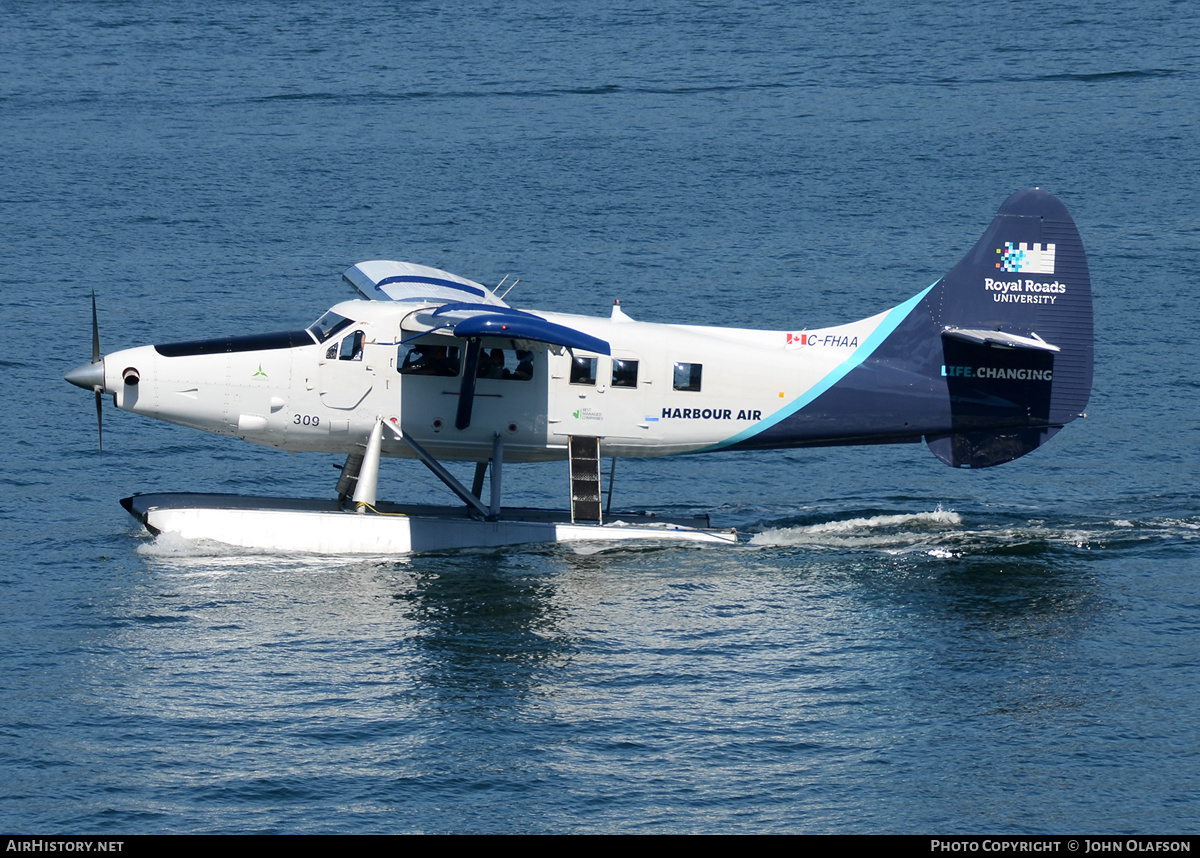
top-left (924, 188), bottom-right (1092, 467)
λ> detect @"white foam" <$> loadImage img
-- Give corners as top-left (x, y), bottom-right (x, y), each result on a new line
top-left (750, 508), bottom-right (962, 550)
top-left (135, 531), bottom-right (244, 558)
top-left (134, 532), bottom-right (410, 579)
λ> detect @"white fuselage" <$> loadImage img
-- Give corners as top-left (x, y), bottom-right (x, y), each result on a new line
top-left (96, 297), bottom-right (906, 463)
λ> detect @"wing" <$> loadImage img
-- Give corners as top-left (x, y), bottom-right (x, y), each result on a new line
top-left (343, 261), bottom-right (610, 355)
top-left (413, 303), bottom-right (610, 356)
top-left (343, 260), bottom-right (507, 306)
top-left (344, 260), bottom-right (612, 433)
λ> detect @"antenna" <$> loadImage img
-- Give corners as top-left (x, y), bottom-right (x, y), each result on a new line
top-left (498, 278), bottom-right (520, 301)
top-left (492, 274), bottom-right (510, 295)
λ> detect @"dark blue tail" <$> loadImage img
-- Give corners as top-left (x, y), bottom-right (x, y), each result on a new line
top-left (717, 188), bottom-right (1092, 467)
top-left (923, 187), bottom-right (1093, 467)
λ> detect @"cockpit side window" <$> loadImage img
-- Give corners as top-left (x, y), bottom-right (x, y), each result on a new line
top-left (340, 331), bottom-right (364, 361)
top-left (570, 356), bottom-right (598, 386)
top-left (399, 342), bottom-right (461, 377)
top-left (308, 311), bottom-right (353, 344)
top-left (325, 330), bottom-right (365, 361)
top-left (673, 362), bottom-right (702, 391)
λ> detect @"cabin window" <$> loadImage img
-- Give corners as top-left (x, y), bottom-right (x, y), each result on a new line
top-left (398, 343), bottom-right (461, 377)
top-left (308, 311), bottom-right (353, 344)
top-left (476, 348), bottom-right (534, 381)
top-left (611, 358), bottom-right (638, 388)
top-left (673, 362), bottom-right (702, 391)
top-left (570, 356), bottom-right (598, 386)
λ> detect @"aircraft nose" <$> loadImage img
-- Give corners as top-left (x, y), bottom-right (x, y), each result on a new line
top-left (66, 360), bottom-right (105, 391)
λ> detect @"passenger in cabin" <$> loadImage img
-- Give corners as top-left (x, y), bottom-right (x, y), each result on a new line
top-left (426, 345), bottom-right (458, 376)
top-left (400, 345), bottom-right (425, 373)
top-left (400, 344), bottom-right (460, 377)
top-left (472, 348), bottom-right (534, 381)
top-left (479, 349), bottom-right (507, 379)
top-left (514, 350), bottom-right (534, 380)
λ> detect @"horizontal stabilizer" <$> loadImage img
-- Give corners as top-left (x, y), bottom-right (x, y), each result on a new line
top-left (941, 327), bottom-right (1060, 352)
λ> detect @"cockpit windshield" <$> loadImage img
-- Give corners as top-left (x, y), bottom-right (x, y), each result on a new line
top-left (307, 311), bottom-right (354, 344)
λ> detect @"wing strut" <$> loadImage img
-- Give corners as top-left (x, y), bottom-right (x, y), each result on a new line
top-left (456, 338), bottom-right (482, 430)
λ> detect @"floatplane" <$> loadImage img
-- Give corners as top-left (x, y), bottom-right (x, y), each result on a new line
top-left (67, 188), bottom-right (1092, 554)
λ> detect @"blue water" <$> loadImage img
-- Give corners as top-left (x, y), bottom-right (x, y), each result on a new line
top-left (3, 0), bottom-right (1199, 833)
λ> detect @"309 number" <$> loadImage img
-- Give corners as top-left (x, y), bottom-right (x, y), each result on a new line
top-left (293, 414), bottom-right (320, 426)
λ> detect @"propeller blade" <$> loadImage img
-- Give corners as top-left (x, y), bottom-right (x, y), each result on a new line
top-left (94, 386), bottom-right (103, 455)
top-left (91, 289), bottom-right (102, 454)
top-left (67, 292), bottom-right (106, 453)
top-left (91, 289), bottom-right (100, 364)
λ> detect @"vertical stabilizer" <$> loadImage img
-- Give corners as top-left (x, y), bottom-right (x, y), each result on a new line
top-left (924, 188), bottom-right (1092, 467)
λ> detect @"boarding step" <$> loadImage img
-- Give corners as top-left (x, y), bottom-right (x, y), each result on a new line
top-left (569, 436), bottom-right (602, 524)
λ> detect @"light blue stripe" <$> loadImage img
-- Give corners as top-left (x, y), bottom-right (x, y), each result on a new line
top-left (698, 284), bottom-right (936, 452)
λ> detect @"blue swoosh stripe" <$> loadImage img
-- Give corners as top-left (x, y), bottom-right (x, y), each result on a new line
top-left (699, 283), bottom-right (936, 452)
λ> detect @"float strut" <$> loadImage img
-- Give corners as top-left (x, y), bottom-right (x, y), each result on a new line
top-left (351, 419), bottom-right (384, 512)
top-left (471, 462), bottom-right (488, 499)
top-left (490, 432), bottom-right (503, 518)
